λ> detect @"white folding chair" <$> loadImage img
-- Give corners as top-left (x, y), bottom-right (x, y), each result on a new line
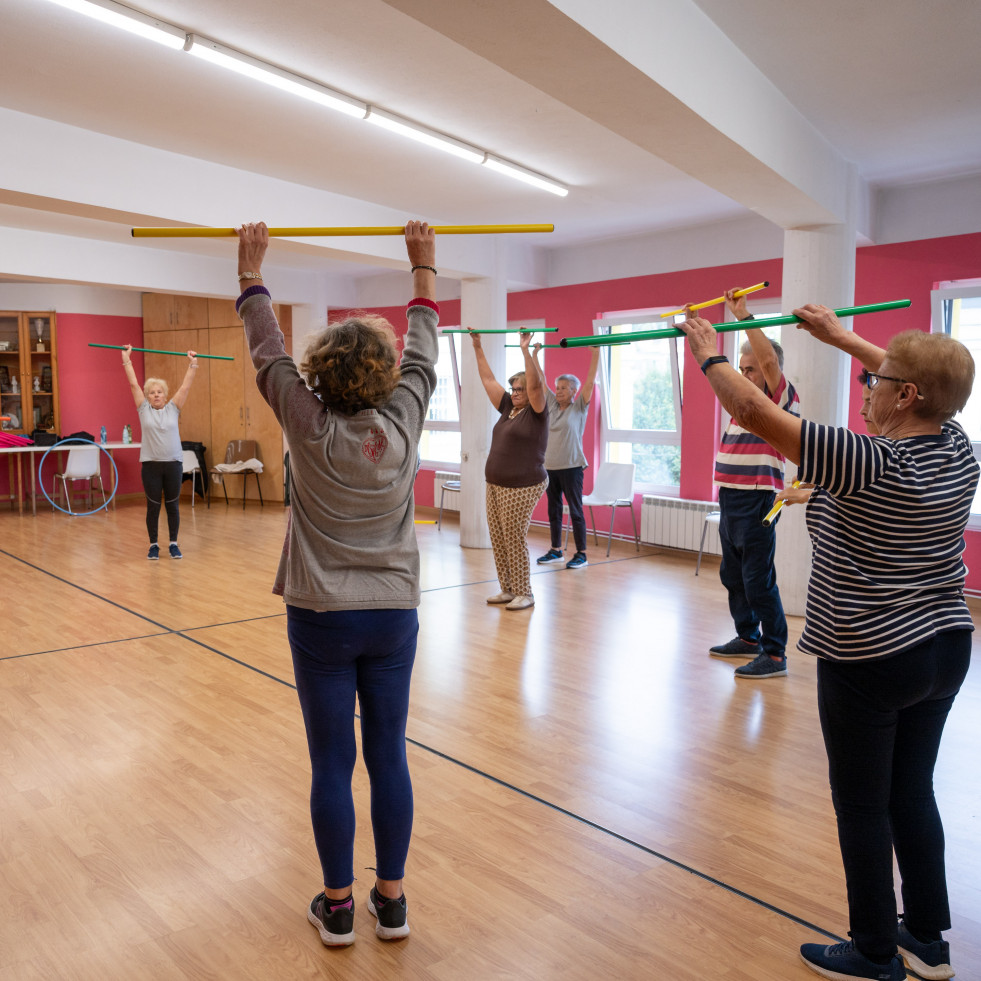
top-left (696, 511), bottom-right (721, 576)
top-left (581, 462), bottom-right (640, 556)
top-left (54, 446), bottom-right (106, 514)
top-left (182, 449), bottom-right (205, 508)
top-left (437, 479), bottom-right (461, 529)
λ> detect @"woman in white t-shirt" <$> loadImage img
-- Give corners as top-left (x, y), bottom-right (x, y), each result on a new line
top-left (121, 344), bottom-right (199, 560)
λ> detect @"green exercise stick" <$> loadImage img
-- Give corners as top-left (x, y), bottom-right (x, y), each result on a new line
top-left (89, 343), bottom-right (234, 361)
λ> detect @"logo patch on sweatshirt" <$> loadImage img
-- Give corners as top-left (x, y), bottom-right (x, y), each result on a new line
top-left (362, 427), bottom-right (389, 463)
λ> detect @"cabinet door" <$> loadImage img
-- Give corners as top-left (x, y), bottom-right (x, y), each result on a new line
top-left (245, 365), bottom-right (284, 504)
top-left (0, 313), bottom-right (21, 432)
top-left (209, 327), bottom-right (247, 474)
top-left (25, 313), bottom-right (58, 434)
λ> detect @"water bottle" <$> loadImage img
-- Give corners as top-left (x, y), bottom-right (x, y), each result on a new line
top-left (100, 425), bottom-right (107, 446)
top-left (122, 425), bottom-right (129, 444)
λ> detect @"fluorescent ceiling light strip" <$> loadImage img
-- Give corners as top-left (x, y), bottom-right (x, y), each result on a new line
top-left (186, 36), bottom-right (367, 118)
top-left (483, 156), bottom-right (569, 197)
top-left (365, 107), bottom-right (484, 164)
top-left (43, 0), bottom-right (186, 48)
top-left (41, 0), bottom-right (569, 195)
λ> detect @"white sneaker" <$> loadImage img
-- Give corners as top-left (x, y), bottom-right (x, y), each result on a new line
top-left (486, 592), bottom-right (515, 604)
top-left (505, 595), bottom-right (535, 611)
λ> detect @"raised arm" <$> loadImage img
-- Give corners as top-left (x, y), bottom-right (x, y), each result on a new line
top-left (170, 350), bottom-right (199, 410)
top-left (579, 346), bottom-right (601, 405)
top-left (680, 315), bottom-right (803, 464)
top-left (532, 343), bottom-right (553, 394)
top-left (121, 344), bottom-right (145, 410)
top-left (792, 304), bottom-right (886, 370)
top-left (520, 332), bottom-right (546, 412)
top-left (405, 221), bottom-right (436, 302)
top-left (725, 288), bottom-right (783, 395)
top-left (468, 330), bottom-right (505, 408)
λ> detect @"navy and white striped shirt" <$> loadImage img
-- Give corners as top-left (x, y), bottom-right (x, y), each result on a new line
top-left (798, 419), bottom-right (978, 661)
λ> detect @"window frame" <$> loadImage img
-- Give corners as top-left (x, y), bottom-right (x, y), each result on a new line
top-left (419, 330), bottom-right (462, 468)
top-left (592, 309), bottom-right (684, 495)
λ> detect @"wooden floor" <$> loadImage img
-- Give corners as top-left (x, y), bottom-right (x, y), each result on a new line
top-left (1, 498), bottom-right (978, 980)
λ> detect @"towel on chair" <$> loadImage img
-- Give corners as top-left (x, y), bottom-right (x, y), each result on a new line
top-left (213, 458), bottom-right (264, 473)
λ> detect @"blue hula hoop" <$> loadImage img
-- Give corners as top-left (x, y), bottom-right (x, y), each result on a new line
top-left (38, 438), bottom-right (119, 516)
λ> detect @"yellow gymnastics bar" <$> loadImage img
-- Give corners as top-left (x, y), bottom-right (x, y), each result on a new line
top-left (763, 481), bottom-right (801, 525)
top-left (661, 282), bottom-right (770, 319)
top-left (131, 224), bottom-right (554, 238)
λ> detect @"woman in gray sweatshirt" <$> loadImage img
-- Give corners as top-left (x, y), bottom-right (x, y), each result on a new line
top-left (235, 221), bottom-right (438, 948)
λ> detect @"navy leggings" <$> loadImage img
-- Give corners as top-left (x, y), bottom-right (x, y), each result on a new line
top-left (141, 461), bottom-right (182, 544)
top-left (287, 606), bottom-right (417, 889)
top-left (817, 630), bottom-right (971, 959)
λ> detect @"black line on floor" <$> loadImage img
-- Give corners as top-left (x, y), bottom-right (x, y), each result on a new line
top-left (1, 543), bottom-right (839, 942)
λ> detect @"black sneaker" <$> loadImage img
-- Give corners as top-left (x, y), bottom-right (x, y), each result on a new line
top-left (169, 544), bottom-right (182, 560)
top-left (367, 886), bottom-right (409, 940)
top-left (307, 892), bottom-right (355, 947)
top-left (800, 940), bottom-right (906, 980)
top-left (734, 652), bottom-right (788, 679)
top-left (147, 544), bottom-right (159, 561)
top-left (537, 548), bottom-right (564, 565)
top-left (709, 636), bottom-right (760, 658)
top-left (566, 552), bottom-right (588, 569)
top-left (898, 919), bottom-right (953, 979)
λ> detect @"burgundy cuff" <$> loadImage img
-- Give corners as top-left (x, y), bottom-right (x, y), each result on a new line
top-left (236, 284), bottom-right (271, 315)
top-left (407, 297), bottom-right (439, 314)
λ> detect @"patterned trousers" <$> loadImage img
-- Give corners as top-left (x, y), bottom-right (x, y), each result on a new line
top-left (486, 479), bottom-right (548, 598)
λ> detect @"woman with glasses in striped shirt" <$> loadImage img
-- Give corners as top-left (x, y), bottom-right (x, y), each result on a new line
top-left (681, 303), bottom-right (976, 981)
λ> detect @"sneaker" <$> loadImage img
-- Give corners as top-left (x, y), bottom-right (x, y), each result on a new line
top-left (800, 940), bottom-right (907, 980)
top-left (147, 544), bottom-right (159, 561)
top-left (307, 892), bottom-right (355, 947)
top-left (537, 548), bottom-right (564, 565)
top-left (709, 636), bottom-right (760, 658)
top-left (898, 919), bottom-right (953, 979)
top-left (734, 652), bottom-right (787, 679)
top-left (505, 595), bottom-right (535, 611)
top-left (486, 591), bottom-right (515, 604)
top-left (367, 886), bottom-right (409, 940)
top-left (566, 552), bottom-right (588, 569)
top-left (169, 544), bottom-right (182, 560)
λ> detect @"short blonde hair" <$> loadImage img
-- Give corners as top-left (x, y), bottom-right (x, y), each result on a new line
top-left (885, 330), bottom-right (974, 422)
top-left (300, 314), bottom-right (401, 414)
top-left (508, 370), bottom-right (527, 389)
top-left (144, 377), bottom-right (169, 398)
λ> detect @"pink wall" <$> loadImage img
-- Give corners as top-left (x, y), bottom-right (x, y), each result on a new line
top-left (1, 313), bottom-right (145, 503)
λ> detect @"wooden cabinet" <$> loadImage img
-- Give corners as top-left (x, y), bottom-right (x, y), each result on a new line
top-left (141, 293), bottom-right (291, 503)
top-left (0, 312), bottom-right (59, 436)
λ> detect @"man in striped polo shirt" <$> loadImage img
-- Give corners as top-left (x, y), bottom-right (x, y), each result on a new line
top-left (708, 289), bottom-right (800, 679)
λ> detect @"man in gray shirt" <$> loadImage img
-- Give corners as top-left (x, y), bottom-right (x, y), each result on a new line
top-left (533, 345), bottom-right (600, 569)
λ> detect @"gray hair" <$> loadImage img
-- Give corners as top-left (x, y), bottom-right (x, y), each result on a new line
top-left (143, 377), bottom-right (169, 398)
top-left (555, 373), bottom-right (581, 390)
top-left (740, 338), bottom-right (784, 370)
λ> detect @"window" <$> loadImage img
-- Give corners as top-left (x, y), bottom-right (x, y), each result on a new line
top-left (931, 280), bottom-right (981, 519)
top-left (593, 310), bottom-right (683, 492)
top-left (419, 332), bottom-right (461, 466)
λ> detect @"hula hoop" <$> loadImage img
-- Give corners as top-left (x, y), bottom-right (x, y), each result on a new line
top-left (38, 439), bottom-right (119, 516)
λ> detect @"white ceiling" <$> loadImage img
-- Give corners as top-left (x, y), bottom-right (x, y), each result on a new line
top-left (2, 0), bottom-right (980, 289)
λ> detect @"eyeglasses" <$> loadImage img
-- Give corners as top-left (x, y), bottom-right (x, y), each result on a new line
top-left (857, 368), bottom-right (925, 398)
top-left (510, 386), bottom-right (525, 393)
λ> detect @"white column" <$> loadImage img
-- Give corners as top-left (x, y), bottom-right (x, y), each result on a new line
top-left (776, 181), bottom-right (858, 616)
top-left (458, 250), bottom-right (508, 548)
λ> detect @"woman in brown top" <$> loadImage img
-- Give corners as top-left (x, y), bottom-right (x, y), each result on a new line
top-left (469, 330), bottom-right (549, 610)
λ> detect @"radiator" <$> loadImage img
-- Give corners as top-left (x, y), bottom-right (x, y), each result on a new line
top-left (641, 495), bottom-right (721, 554)
top-left (433, 470), bottom-right (461, 512)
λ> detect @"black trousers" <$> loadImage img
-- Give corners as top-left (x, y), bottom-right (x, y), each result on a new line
top-left (817, 630), bottom-right (971, 959)
top-left (546, 466), bottom-right (586, 552)
top-left (141, 460), bottom-right (183, 544)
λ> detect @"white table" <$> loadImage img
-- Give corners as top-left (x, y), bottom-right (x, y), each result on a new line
top-left (0, 441), bottom-right (142, 515)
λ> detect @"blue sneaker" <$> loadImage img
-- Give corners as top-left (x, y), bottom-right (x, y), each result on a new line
top-left (709, 636), bottom-right (760, 658)
top-left (536, 548), bottom-right (564, 565)
top-left (147, 544), bottom-right (159, 561)
top-left (566, 551), bottom-right (588, 569)
top-left (169, 544), bottom-right (182, 560)
top-left (307, 892), bottom-right (355, 947)
top-left (734, 652), bottom-right (787, 679)
top-left (897, 919), bottom-right (953, 979)
top-left (367, 886), bottom-right (409, 940)
top-left (800, 940), bottom-right (906, 980)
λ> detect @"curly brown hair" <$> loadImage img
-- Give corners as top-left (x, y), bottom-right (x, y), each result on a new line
top-left (299, 314), bottom-right (401, 414)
